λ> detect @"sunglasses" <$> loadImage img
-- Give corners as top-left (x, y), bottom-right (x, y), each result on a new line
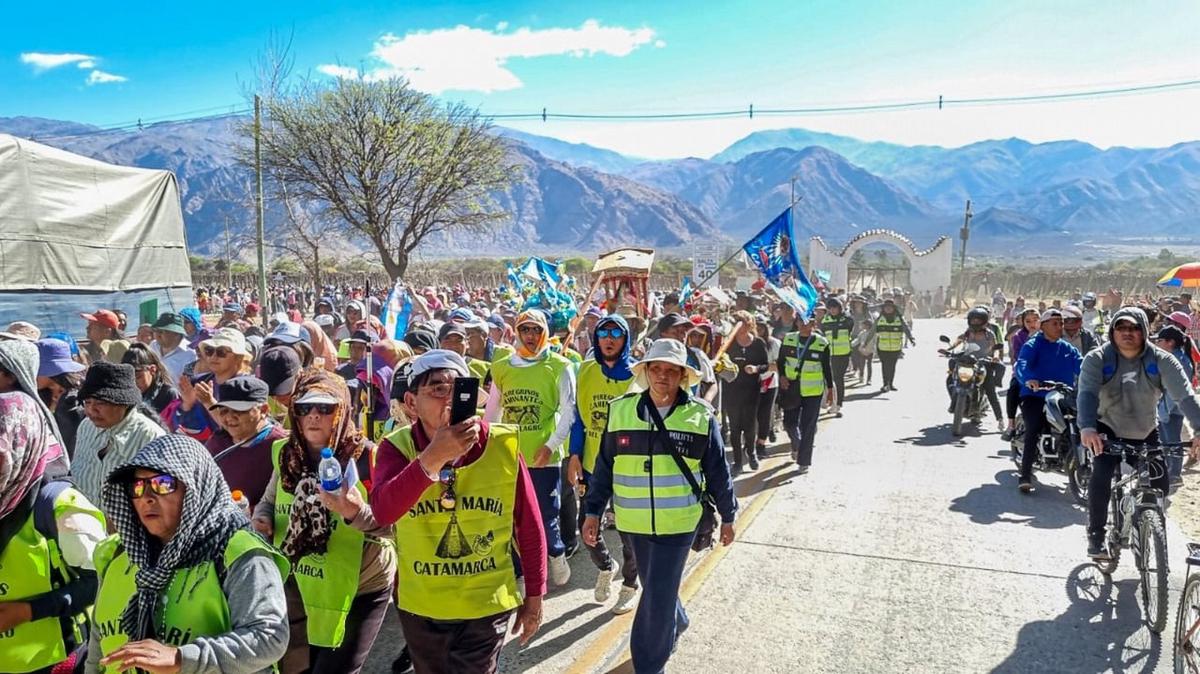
top-left (295, 402), bottom-right (337, 416)
top-left (201, 347), bottom-right (235, 358)
top-left (517, 325), bottom-right (544, 335)
top-left (439, 467), bottom-right (457, 510)
top-left (126, 473), bottom-right (178, 498)
top-left (596, 327), bottom-right (626, 340)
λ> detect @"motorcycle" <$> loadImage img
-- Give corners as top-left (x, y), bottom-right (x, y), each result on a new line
top-left (1009, 380), bottom-right (1090, 504)
top-left (938, 336), bottom-right (1002, 436)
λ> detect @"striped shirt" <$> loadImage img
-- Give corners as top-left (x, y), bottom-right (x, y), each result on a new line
top-left (70, 411), bottom-right (166, 511)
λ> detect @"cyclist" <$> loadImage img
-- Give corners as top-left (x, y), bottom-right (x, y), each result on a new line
top-left (1078, 307), bottom-right (1200, 559)
top-left (943, 307), bottom-right (1005, 431)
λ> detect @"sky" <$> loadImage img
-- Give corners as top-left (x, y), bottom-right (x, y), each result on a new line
top-left (4, 1), bottom-right (1199, 159)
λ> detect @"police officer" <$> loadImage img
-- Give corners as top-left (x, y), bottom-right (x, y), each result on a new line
top-left (778, 314), bottom-right (835, 473)
top-left (820, 298), bottom-right (855, 416)
top-left (875, 299), bottom-right (914, 391)
top-left (582, 339), bottom-right (737, 674)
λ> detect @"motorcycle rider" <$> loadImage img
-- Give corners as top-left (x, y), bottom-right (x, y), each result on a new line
top-left (1014, 309), bottom-right (1083, 493)
top-left (1078, 307), bottom-right (1200, 559)
top-left (943, 307), bottom-right (1005, 430)
top-left (1081, 292), bottom-right (1104, 333)
top-left (1061, 305), bottom-right (1100, 355)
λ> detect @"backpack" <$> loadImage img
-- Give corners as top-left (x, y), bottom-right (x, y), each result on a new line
top-left (1100, 342), bottom-right (1162, 389)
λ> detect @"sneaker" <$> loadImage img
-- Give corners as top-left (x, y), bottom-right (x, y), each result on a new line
top-left (612, 585), bottom-right (639, 615)
top-left (564, 539), bottom-right (581, 560)
top-left (1001, 429), bottom-right (1014, 441)
top-left (391, 646), bottom-right (414, 673)
top-left (548, 554), bottom-right (571, 587)
top-left (796, 464), bottom-right (810, 474)
top-left (594, 562), bottom-right (618, 602)
top-left (1087, 539), bottom-right (1109, 560)
top-left (1018, 479), bottom-right (1034, 494)
top-left (748, 456), bottom-right (760, 471)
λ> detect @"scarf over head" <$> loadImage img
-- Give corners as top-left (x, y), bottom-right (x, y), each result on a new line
top-left (279, 368), bottom-right (365, 560)
top-left (102, 434), bottom-right (247, 641)
top-left (515, 310), bottom-right (550, 360)
top-left (301, 320), bottom-right (339, 372)
top-left (0, 340), bottom-right (68, 476)
top-left (0, 392), bottom-right (51, 521)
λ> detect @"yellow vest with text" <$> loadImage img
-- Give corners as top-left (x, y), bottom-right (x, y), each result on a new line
top-left (576, 360), bottom-right (634, 473)
top-left (92, 530), bottom-right (286, 673)
top-left (490, 351), bottom-right (571, 464)
top-left (820, 315), bottom-right (853, 356)
top-left (0, 487), bottom-right (104, 673)
top-left (386, 424), bottom-right (522, 620)
top-left (270, 439), bottom-right (384, 648)
top-left (605, 394), bottom-right (711, 536)
top-left (782, 332), bottom-right (830, 397)
top-left (876, 316), bottom-right (904, 352)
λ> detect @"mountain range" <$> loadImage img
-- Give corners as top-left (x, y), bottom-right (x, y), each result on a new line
top-left (2, 115), bottom-right (1197, 258)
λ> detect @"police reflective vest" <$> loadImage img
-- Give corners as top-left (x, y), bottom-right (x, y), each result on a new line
top-left (490, 351), bottom-right (571, 465)
top-left (781, 332), bottom-right (830, 397)
top-left (605, 393), bottom-right (711, 536)
top-left (876, 316), bottom-right (905, 352)
top-left (92, 529), bottom-right (286, 672)
top-left (0, 485), bottom-right (103, 673)
top-left (270, 439), bottom-right (385, 648)
top-left (385, 423), bottom-right (522, 620)
top-left (820, 315), bottom-right (853, 356)
top-left (576, 360), bottom-right (634, 473)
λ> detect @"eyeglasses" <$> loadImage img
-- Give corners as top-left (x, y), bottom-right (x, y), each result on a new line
top-left (419, 380), bottom-right (455, 398)
top-left (439, 467), bottom-right (457, 509)
top-left (596, 327), bottom-right (626, 340)
top-left (126, 473), bottom-right (178, 498)
top-left (201, 347), bottom-right (234, 358)
top-left (295, 402), bottom-right (337, 416)
top-left (517, 325), bottom-right (544, 335)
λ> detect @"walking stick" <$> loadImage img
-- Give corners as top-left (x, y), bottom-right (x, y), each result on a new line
top-left (562, 271), bottom-right (606, 348)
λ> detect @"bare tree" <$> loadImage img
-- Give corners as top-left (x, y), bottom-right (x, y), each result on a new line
top-left (271, 179), bottom-right (339, 302)
top-left (250, 74), bottom-right (515, 280)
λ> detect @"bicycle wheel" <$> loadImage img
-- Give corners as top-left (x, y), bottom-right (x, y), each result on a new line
top-left (952, 393), bottom-right (966, 436)
top-left (1068, 447), bottom-right (1091, 505)
top-left (1138, 508), bottom-right (1170, 633)
top-left (1174, 572), bottom-right (1200, 674)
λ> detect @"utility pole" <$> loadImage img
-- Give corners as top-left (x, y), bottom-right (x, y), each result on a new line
top-left (254, 94), bottom-right (268, 327)
top-left (223, 215), bottom-right (233, 290)
top-left (957, 199), bottom-right (973, 311)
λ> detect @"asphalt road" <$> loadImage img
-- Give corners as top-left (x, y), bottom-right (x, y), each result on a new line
top-left (365, 318), bottom-right (1191, 673)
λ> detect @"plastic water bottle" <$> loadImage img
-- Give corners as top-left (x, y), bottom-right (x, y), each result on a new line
top-left (231, 489), bottom-right (250, 517)
top-left (318, 448), bottom-right (342, 492)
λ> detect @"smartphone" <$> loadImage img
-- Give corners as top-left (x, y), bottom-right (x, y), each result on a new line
top-left (450, 377), bottom-right (480, 424)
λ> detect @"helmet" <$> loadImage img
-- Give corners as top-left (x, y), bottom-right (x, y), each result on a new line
top-left (1082, 292), bottom-right (1097, 307)
top-left (967, 307), bottom-right (990, 327)
top-left (825, 297), bottom-right (843, 311)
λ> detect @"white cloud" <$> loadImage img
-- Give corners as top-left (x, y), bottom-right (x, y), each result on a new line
top-left (319, 19), bottom-right (657, 94)
top-left (316, 64), bottom-right (360, 80)
top-left (86, 69), bottom-right (127, 85)
top-left (20, 52), bottom-right (97, 71)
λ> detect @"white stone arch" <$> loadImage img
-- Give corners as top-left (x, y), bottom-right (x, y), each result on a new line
top-left (808, 229), bottom-right (953, 294)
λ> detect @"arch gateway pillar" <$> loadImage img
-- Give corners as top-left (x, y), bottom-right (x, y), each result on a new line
top-left (808, 229), bottom-right (953, 294)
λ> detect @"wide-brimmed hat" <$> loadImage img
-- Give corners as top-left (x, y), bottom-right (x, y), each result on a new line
top-left (77, 362), bottom-right (141, 407)
top-left (632, 339), bottom-right (702, 390)
top-left (151, 312), bottom-right (187, 336)
top-left (0, 321), bottom-right (41, 341)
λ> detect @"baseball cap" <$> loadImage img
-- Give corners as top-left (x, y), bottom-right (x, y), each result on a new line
top-left (211, 376), bottom-right (269, 411)
top-left (314, 314), bottom-right (335, 328)
top-left (438, 322), bottom-right (467, 341)
top-left (1156, 325), bottom-right (1186, 345)
top-left (409, 349), bottom-right (470, 381)
top-left (1060, 306), bottom-right (1083, 320)
top-left (1040, 309), bottom-right (1063, 323)
top-left (448, 307), bottom-right (475, 323)
top-left (200, 327), bottom-right (248, 356)
top-left (80, 309), bottom-right (121, 330)
top-left (257, 346), bottom-right (301, 396)
top-left (657, 313), bottom-right (692, 335)
top-left (402, 329), bottom-right (438, 354)
top-left (244, 303), bottom-right (260, 315)
top-left (264, 321), bottom-right (309, 346)
top-left (223, 303), bottom-right (243, 315)
top-left (347, 329), bottom-right (379, 345)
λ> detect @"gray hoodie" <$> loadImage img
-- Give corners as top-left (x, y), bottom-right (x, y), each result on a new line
top-left (1077, 306), bottom-right (1200, 439)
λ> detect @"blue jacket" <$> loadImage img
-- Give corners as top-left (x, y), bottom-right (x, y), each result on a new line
top-left (1015, 332), bottom-right (1082, 398)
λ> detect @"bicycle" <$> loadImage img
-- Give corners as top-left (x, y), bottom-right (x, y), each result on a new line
top-left (1174, 542), bottom-right (1200, 673)
top-left (1092, 440), bottom-right (1188, 634)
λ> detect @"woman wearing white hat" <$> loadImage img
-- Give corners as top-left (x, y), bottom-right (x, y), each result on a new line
top-left (582, 338), bottom-right (738, 674)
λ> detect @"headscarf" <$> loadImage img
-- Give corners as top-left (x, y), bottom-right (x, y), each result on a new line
top-left (101, 434), bottom-right (247, 641)
top-left (278, 368), bottom-right (365, 560)
top-left (515, 310), bottom-right (550, 360)
top-left (0, 392), bottom-right (50, 520)
top-left (373, 339), bottom-right (412, 369)
top-left (0, 340), bottom-right (68, 476)
top-left (302, 320), bottom-right (338, 372)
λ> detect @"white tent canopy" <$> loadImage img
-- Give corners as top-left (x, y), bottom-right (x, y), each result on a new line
top-left (0, 134), bottom-right (192, 335)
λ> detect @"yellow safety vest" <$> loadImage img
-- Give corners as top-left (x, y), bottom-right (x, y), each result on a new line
top-left (876, 316), bottom-right (904, 352)
top-left (92, 530), bottom-right (286, 673)
top-left (781, 332), bottom-right (830, 397)
top-left (270, 439), bottom-right (386, 648)
top-left (0, 486), bottom-right (104, 673)
top-left (385, 424), bottom-right (522, 620)
top-left (490, 351), bottom-right (571, 464)
top-left (605, 393), bottom-right (711, 536)
top-left (821, 315), bottom-right (853, 356)
top-left (576, 360), bottom-right (634, 473)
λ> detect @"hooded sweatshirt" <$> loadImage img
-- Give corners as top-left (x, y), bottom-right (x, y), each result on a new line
top-left (1014, 326), bottom-right (1082, 398)
top-left (1077, 306), bottom-right (1200, 439)
top-left (569, 316), bottom-right (633, 468)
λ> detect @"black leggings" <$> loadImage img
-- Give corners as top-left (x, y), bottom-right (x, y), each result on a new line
top-left (830, 355), bottom-right (850, 405)
top-left (725, 388), bottom-right (759, 466)
top-left (756, 388), bottom-right (778, 442)
top-left (1006, 376), bottom-right (1021, 421)
top-left (878, 350), bottom-right (901, 387)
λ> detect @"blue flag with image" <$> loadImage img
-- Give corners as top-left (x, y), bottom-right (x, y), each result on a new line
top-left (379, 282), bottom-right (412, 339)
top-left (742, 208), bottom-right (819, 318)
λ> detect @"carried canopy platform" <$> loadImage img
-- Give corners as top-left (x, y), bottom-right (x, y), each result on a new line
top-left (594, 247), bottom-right (655, 317)
top-left (0, 134), bottom-right (193, 336)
